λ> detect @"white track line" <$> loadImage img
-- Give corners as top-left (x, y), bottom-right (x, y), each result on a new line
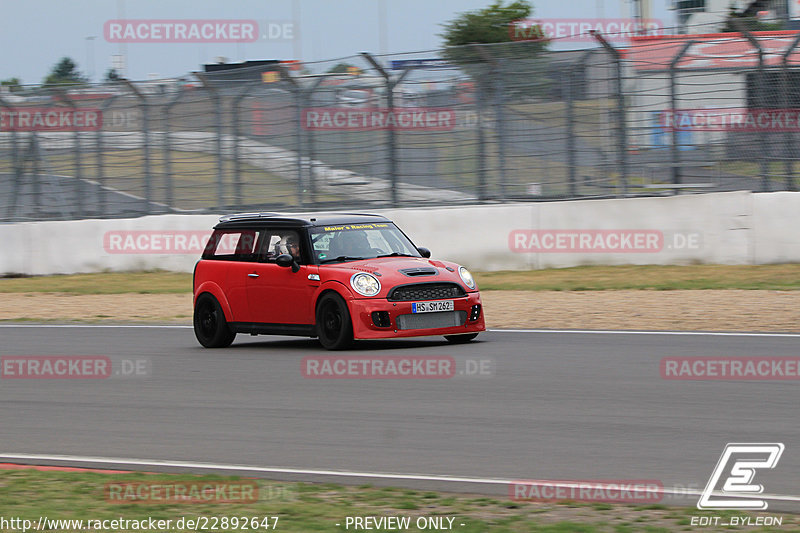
top-left (1, 453), bottom-right (799, 503)
top-left (0, 324), bottom-right (192, 329)
top-left (1, 324), bottom-right (800, 338)
top-left (48, 173), bottom-right (200, 212)
top-left (488, 329), bottom-right (800, 338)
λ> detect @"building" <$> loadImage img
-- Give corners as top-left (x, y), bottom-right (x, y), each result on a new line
top-left (624, 30), bottom-right (800, 154)
top-left (670, 0), bottom-right (795, 33)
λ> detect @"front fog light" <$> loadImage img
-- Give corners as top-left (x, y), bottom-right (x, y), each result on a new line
top-left (350, 272), bottom-right (381, 296)
top-left (459, 267), bottom-right (476, 290)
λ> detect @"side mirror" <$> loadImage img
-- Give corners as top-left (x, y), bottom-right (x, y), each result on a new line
top-left (417, 247), bottom-right (431, 258)
top-left (276, 253), bottom-right (300, 273)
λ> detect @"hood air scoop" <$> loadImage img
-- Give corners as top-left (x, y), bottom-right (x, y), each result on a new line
top-left (399, 267), bottom-right (438, 277)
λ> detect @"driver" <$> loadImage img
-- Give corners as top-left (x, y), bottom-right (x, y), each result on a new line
top-left (285, 235), bottom-right (301, 261)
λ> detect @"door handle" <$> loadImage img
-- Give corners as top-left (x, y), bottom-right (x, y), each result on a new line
top-left (247, 273), bottom-right (259, 278)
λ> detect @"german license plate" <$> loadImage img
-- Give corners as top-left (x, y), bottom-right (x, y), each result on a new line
top-left (412, 300), bottom-right (454, 313)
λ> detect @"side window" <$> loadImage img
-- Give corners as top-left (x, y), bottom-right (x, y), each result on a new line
top-left (262, 230), bottom-right (304, 264)
top-left (202, 229), bottom-right (262, 262)
top-left (313, 231), bottom-right (355, 262)
top-left (312, 232), bottom-right (333, 255)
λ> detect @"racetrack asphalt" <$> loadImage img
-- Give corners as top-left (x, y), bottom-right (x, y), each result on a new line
top-left (0, 325), bottom-right (798, 510)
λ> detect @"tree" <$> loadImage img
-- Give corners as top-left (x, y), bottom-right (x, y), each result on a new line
top-left (440, 1), bottom-right (550, 100)
top-left (720, 7), bottom-right (784, 32)
top-left (1, 77), bottom-right (22, 92)
top-left (105, 68), bottom-right (122, 82)
top-left (43, 57), bottom-right (86, 87)
top-left (326, 63), bottom-right (358, 74)
top-left (440, 0), bottom-right (548, 61)
top-left (441, 0), bottom-right (534, 47)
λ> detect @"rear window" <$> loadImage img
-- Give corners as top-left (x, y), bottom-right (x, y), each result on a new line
top-left (202, 229), bottom-right (262, 261)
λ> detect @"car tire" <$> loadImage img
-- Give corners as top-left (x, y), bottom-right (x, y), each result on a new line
top-left (194, 293), bottom-right (236, 348)
top-left (444, 333), bottom-right (479, 344)
top-left (316, 293), bottom-right (354, 350)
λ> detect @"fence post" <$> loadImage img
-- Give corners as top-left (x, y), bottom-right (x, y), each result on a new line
top-left (563, 51), bottom-right (595, 198)
top-left (96, 93), bottom-right (122, 218)
top-left (0, 95), bottom-right (21, 220)
top-left (54, 90), bottom-right (84, 218)
top-left (284, 75), bottom-right (330, 205)
top-left (475, 45), bottom-right (507, 200)
top-left (195, 73), bottom-right (225, 210)
top-left (475, 80), bottom-right (488, 202)
top-left (360, 53), bottom-right (411, 207)
top-left (302, 76), bottom-right (327, 206)
top-left (668, 40), bottom-right (696, 195)
top-left (163, 88), bottom-right (187, 213)
top-left (591, 31), bottom-right (628, 196)
top-left (277, 66), bottom-right (306, 207)
top-left (562, 68), bottom-right (576, 198)
top-left (231, 82), bottom-right (261, 209)
top-left (295, 86), bottom-right (304, 206)
top-left (30, 135), bottom-right (41, 218)
top-left (122, 79), bottom-right (153, 214)
top-left (781, 33), bottom-right (800, 191)
top-left (470, 45), bottom-right (492, 201)
top-left (735, 23), bottom-right (769, 192)
top-left (494, 61), bottom-right (507, 199)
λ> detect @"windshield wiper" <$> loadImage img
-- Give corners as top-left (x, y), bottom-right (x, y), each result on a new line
top-left (375, 252), bottom-right (416, 258)
top-left (320, 255), bottom-right (367, 264)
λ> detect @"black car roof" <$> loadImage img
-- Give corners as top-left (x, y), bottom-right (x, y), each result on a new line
top-left (214, 212), bottom-right (391, 230)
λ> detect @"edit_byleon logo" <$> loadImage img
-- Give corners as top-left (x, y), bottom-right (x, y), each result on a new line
top-left (697, 443), bottom-right (784, 510)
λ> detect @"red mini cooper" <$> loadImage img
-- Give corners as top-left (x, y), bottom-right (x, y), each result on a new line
top-left (193, 213), bottom-right (485, 350)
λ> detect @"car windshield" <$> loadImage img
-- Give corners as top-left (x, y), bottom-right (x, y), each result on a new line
top-left (310, 222), bottom-right (421, 264)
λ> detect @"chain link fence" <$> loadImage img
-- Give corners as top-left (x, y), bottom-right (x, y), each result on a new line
top-left (2, 31), bottom-right (799, 222)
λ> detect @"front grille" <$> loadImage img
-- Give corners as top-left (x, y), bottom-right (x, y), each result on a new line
top-left (396, 311), bottom-right (467, 330)
top-left (387, 282), bottom-right (466, 302)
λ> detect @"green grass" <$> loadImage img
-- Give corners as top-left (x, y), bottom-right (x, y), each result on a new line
top-left (0, 271), bottom-right (192, 294)
top-left (720, 160), bottom-right (798, 178)
top-left (1, 469), bottom-right (796, 532)
top-left (475, 264), bottom-right (800, 291)
top-left (3, 264), bottom-right (800, 294)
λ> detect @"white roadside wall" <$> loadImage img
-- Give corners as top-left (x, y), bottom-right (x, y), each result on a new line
top-left (0, 191), bottom-right (798, 276)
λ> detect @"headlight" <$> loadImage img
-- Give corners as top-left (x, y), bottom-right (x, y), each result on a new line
top-left (459, 267), bottom-right (476, 290)
top-left (350, 272), bottom-right (381, 296)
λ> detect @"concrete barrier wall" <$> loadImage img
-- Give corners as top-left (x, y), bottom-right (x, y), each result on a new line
top-left (752, 192), bottom-right (800, 265)
top-left (1, 191), bottom-right (798, 276)
top-left (384, 191), bottom-right (755, 270)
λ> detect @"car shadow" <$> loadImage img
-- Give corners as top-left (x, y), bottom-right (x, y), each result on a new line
top-left (225, 336), bottom-right (478, 353)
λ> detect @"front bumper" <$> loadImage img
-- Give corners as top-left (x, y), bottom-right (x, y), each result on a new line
top-left (348, 292), bottom-right (485, 339)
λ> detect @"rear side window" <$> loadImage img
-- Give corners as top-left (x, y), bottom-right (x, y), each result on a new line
top-left (202, 229), bottom-right (263, 261)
